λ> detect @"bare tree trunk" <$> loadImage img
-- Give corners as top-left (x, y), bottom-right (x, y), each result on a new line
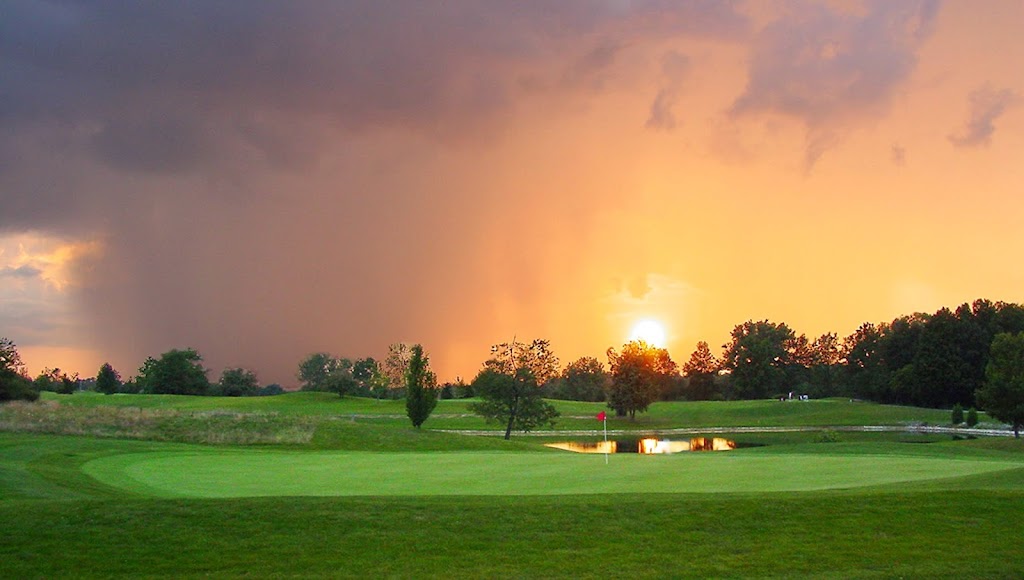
top-left (504, 395), bottom-right (518, 440)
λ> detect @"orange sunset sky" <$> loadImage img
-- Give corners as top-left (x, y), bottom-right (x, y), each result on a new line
top-left (1, 1), bottom-right (1022, 386)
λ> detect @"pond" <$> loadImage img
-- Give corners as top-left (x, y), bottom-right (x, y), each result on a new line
top-left (546, 437), bottom-right (737, 454)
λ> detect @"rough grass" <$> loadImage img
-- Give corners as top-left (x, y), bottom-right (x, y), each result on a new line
top-left (33, 391), bottom-right (979, 434)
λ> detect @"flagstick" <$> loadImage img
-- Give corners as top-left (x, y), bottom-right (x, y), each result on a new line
top-left (603, 415), bottom-right (608, 465)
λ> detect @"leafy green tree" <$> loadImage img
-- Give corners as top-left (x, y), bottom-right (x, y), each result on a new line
top-left (34, 367), bottom-right (77, 394)
top-left (606, 341), bottom-right (678, 419)
top-left (383, 343), bottom-right (414, 398)
top-left (405, 345), bottom-right (438, 428)
top-left (470, 367), bottom-right (559, 440)
top-left (137, 349), bottom-right (210, 395)
top-left (721, 320), bottom-right (795, 399)
top-left (976, 332), bottom-right (1024, 437)
top-left (549, 356), bottom-right (608, 402)
top-left (951, 403), bottom-right (964, 425)
top-left (218, 367), bottom-right (260, 397)
top-left (96, 363), bottom-right (122, 395)
top-left (682, 341), bottom-right (719, 400)
top-left (843, 322), bottom-right (889, 401)
top-left (904, 308), bottom-right (975, 408)
top-left (807, 333), bottom-right (846, 397)
top-left (326, 358), bottom-right (359, 397)
top-left (297, 352), bottom-right (340, 391)
top-left (0, 338), bottom-right (37, 402)
top-left (485, 339), bottom-right (560, 386)
top-left (0, 368), bottom-right (36, 402)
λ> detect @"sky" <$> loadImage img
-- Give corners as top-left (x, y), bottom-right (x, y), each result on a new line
top-left (2, 0), bottom-right (1022, 387)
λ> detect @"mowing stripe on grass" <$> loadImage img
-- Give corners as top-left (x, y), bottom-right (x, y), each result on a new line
top-left (82, 449), bottom-right (1022, 498)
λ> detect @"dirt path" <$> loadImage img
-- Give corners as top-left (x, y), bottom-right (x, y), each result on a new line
top-left (433, 424), bottom-right (1016, 437)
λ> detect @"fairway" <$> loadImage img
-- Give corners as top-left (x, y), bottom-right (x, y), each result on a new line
top-left (82, 447), bottom-right (1022, 498)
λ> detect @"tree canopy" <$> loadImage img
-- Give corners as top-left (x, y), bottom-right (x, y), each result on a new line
top-left (606, 341), bottom-right (677, 419)
top-left (547, 356), bottom-right (608, 402)
top-left (217, 367), bottom-right (261, 397)
top-left (977, 332), bottom-right (1024, 437)
top-left (682, 341), bottom-right (718, 401)
top-left (470, 367), bottom-right (559, 439)
top-left (96, 363), bottom-right (122, 395)
top-left (485, 339), bottom-right (560, 386)
top-left (136, 348), bottom-right (210, 395)
top-left (720, 320), bottom-right (795, 399)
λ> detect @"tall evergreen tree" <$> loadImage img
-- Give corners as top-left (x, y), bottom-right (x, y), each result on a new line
top-left (405, 344), bottom-right (438, 428)
top-left (682, 341), bottom-right (718, 400)
top-left (95, 363), bottom-right (121, 395)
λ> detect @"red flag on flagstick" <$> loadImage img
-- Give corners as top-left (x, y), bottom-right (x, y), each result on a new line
top-left (596, 411), bottom-right (606, 421)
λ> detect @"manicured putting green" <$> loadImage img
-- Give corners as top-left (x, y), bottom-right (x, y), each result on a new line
top-left (83, 449), bottom-right (1022, 498)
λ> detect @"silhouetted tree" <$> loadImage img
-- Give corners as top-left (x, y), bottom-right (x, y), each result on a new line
top-left (34, 367), bottom-right (77, 394)
top-left (0, 338), bottom-right (36, 402)
top-left (96, 363), bottom-right (122, 395)
top-left (807, 332), bottom-right (846, 397)
top-left (844, 322), bottom-right (889, 401)
top-left (549, 356), bottom-right (608, 402)
top-left (405, 345), bottom-right (438, 428)
top-left (721, 320), bottom-right (794, 399)
top-left (682, 341), bottom-right (718, 401)
top-left (218, 367), bottom-right (260, 397)
top-left (607, 341), bottom-right (677, 419)
top-left (137, 349), bottom-right (210, 395)
top-left (977, 332), bottom-right (1024, 437)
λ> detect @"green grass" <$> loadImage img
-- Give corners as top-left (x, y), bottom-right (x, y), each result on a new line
top-left (34, 391), bottom-right (972, 434)
top-left (4, 491), bottom-right (1024, 578)
top-left (2, 395), bottom-right (1023, 578)
top-left (81, 445), bottom-right (1022, 498)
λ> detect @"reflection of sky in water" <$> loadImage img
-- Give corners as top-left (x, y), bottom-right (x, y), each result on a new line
top-left (546, 437), bottom-right (736, 454)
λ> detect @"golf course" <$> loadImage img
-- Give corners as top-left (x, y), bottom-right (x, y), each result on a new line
top-left (3, 393), bottom-right (1024, 578)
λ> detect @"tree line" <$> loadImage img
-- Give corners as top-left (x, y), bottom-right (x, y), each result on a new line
top-left (3, 298), bottom-right (1024, 437)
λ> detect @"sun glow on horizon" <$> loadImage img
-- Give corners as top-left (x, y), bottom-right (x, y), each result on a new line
top-left (628, 319), bottom-right (668, 348)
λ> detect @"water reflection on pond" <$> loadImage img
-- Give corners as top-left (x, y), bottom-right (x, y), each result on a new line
top-left (546, 437), bottom-right (737, 454)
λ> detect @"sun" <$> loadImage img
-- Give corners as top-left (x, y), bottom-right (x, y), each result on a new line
top-left (629, 319), bottom-right (668, 348)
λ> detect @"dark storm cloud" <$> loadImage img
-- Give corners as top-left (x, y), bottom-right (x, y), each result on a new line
top-left (0, 0), bottom-right (748, 230)
top-left (728, 0), bottom-right (940, 169)
top-left (948, 86), bottom-right (1022, 148)
top-left (0, 0), bottom-right (750, 383)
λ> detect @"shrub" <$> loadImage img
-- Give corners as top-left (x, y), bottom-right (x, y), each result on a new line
top-left (816, 430), bottom-right (841, 443)
top-left (0, 370), bottom-right (38, 402)
top-left (966, 407), bottom-right (979, 427)
top-left (951, 403), bottom-right (964, 425)
top-left (259, 384), bottom-right (285, 396)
